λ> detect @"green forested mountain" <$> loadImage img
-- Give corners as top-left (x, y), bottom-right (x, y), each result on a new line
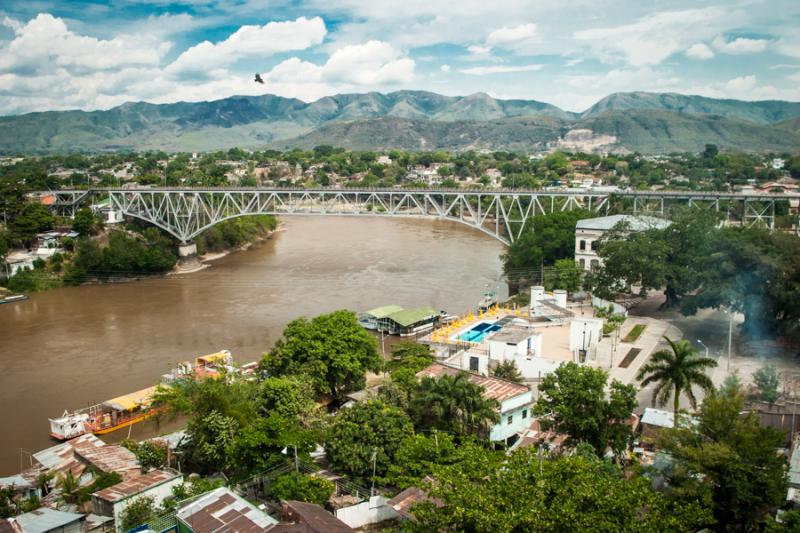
top-left (0, 90), bottom-right (798, 154)
top-left (582, 91), bottom-right (800, 124)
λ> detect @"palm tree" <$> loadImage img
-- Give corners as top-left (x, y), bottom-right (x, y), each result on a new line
top-left (411, 373), bottom-right (499, 437)
top-left (57, 471), bottom-right (79, 505)
top-left (637, 336), bottom-right (717, 419)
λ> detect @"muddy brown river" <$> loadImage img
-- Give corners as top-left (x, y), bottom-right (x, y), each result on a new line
top-left (0, 217), bottom-right (506, 475)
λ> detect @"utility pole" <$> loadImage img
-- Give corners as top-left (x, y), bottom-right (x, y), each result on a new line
top-left (727, 309), bottom-right (733, 372)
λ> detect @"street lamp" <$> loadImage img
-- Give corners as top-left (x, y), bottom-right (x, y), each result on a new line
top-left (696, 339), bottom-right (709, 359)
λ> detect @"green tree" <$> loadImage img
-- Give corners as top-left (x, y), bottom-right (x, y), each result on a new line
top-left (534, 363), bottom-right (637, 455)
top-left (409, 373), bottom-right (499, 438)
top-left (260, 310), bottom-right (382, 400)
top-left (661, 387), bottom-right (788, 531)
top-left (325, 400), bottom-right (413, 481)
top-left (382, 433), bottom-right (502, 490)
top-left (71, 208), bottom-right (96, 237)
top-left (10, 203), bottom-right (55, 246)
top-left (753, 363), bottom-right (780, 404)
top-left (412, 449), bottom-right (713, 532)
top-left (57, 471), bottom-right (80, 505)
top-left (119, 495), bottom-right (157, 532)
top-left (636, 337), bottom-right (717, 418)
top-left (491, 360), bottom-right (523, 383)
top-left (271, 473), bottom-right (334, 506)
top-left (502, 210), bottom-right (589, 289)
top-left (256, 376), bottom-right (318, 422)
top-left (544, 258), bottom-right (583, 293)
top-left (122, 439), bottom-right (167, 472)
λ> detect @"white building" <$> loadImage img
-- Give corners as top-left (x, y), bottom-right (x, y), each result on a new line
top-left (416, 363), bottom-right (534, 445)
top-left (575, 214), bottom-right (671, 271)
top-left (5, 251), bottom-right (35, 277)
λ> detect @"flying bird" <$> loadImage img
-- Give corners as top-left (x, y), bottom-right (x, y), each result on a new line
top-left (254, 73), bottom-right (264, 84)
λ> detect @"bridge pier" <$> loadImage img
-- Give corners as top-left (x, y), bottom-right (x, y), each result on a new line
top-left (176, 241), bottom-right (203, 272)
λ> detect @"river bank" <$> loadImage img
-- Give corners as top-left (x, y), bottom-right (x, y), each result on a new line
top-left (0, 217), bottom-right (507, 475)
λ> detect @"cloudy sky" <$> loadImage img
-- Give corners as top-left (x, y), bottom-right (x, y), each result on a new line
top-left (1, 0), bottom-right (799, 115)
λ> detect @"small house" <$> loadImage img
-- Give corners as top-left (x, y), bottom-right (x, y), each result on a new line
top-left (5, 508), bottom-right (84, 533)
top-left (92, 469), bottom-right (183, 528)
top-left (175, 487), bottom-right (277, 533)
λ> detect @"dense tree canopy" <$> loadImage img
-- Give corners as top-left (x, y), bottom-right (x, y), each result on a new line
top-left (325, 399), bottom-right (414, 481)
top-left (261, 310), bottom-right (382, 401)
top-left (412, 449), bottom-right (713, 532)
top-left (409, 373), bottom-right (500, 438)
top-left (534, 363), bottom-right (637, 455)
top-left (660, 387), bottom-right (789, 531)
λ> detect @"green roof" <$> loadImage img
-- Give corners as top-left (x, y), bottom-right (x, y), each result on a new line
top-left (365, 305), bottom-right (404, 319)
top-left (387, 306), bottom-right (438, 327)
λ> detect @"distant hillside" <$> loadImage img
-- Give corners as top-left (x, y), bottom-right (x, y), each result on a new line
top-left (0, 90), bottom-right (798, 154)
top-left (583, 92), bottom-right (800, 125)
top-left (274, 116), bottom-right (570, 152)
top-left (277, 110), bottom-right (800, 153)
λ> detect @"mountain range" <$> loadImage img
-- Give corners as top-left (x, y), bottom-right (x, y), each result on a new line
top-left (1, 90), bottom-right (799, 154)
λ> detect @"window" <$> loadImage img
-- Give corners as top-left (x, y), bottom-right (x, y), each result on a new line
top-left (522, 409), bottom-right (528, 419)
top-left (579, 259), bottom-right (585, 269)
top-left (579, 239), bottom-right (586, 251)
top-left (507, 415), bottom-right (513, 425)
top-left (590, 259), bottom-right (600, 271)
top-left (469, 356), bottom-right (479, 372)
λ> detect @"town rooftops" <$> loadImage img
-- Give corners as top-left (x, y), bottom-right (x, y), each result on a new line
top-left (416, 363), bottom-right (530, 403)
top-left (576, 214), bottom-right (671, 232)
top-left (387, 486), bottom-right (442, 521)
top-left (363, 305), bottom-right (404, 319)
top-left (176, 487), bottom-right (277, 533)
top-left (93, 469), bottom-right (182, 503)
top-left (640, 408), bottom-right (674, 429)
top-left (278, 501), bottom-right (355, 533)
top-left (74, 443), bottom-right (139, 479)
top-left (33, 433), bottom-right (104, 480)
top-left (488, 327), bottom-right (536, 344)
top-left (9, 507), bottom-right (84, 533)
top-left (387, 306), bottom-right (438, 327)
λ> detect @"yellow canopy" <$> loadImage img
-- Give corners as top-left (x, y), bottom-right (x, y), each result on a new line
top-left (103, 386), bottom-right (158, 411)
top-left (196, 351), bottom-right (229, 365)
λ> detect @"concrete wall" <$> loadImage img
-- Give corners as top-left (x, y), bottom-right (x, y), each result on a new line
top-left (335, 496), bottom-right (399, 529)
top-left (569, 318), bottom-right (603, 361)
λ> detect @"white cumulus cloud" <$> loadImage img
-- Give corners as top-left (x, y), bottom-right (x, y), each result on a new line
top-left (574, 7), bottom-right (732, 66)
top-left (685, 43), bottom-right (714, 60)
top-left (459, 64), bottom-right (543, 75)
top-left (486, 23), bottom-right (538, 52)
top-left (712, 35), bottom-right (769, 55)
top-left (166, 16), bottom-right (327, 76)
top-left (261, 40), bottom-right (415, 100)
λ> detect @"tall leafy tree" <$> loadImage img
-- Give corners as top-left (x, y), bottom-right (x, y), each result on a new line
top-left (325, 400), bottom-right (413, 481)
top-left (661, 388), bottom-right (788, 531)
top-left (409, 373), bottom-right (500, 438)
top-left (491, 360), bottom-right (523, 383)
top-left (636, 337), bottom-right (717, 418)
top-left (412, 449), bottom-right (713, 532)
top-left (534, 362), bottom-right (637, 455)
top-left (261, 310), bottom-right (382, 400)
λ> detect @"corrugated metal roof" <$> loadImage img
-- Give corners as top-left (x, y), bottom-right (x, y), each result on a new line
top-left (177, 487), bottom-right (277, 532)
top-left (576, 214), bottom-right (671, 232)
top-left (0, 475), bottom-right (33, 490)
top-left (364, 305), bottom-right (404, 319)
top-left (33, 433), bottom-right (104, 480)
top-left (74, 444), bottom-right (139, 479)
top-left (281, 501), bottom-right (355, 533)
top-left (11, 508), bottom-right (83, 533)
top-left (93, 469), bottom-right (182, 503)
top-left (387, 306), bottom-right (438, 327)
top-left (416, 363), bottom-right (530, 403)
top-left (641, 408), bottom-right (674, 428)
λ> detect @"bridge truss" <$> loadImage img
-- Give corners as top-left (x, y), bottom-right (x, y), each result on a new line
top-left (48, 188), bottom-right (797, 245)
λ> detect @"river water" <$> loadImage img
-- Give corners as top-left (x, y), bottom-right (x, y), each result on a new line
top-left (0, 217), bottom-right (506, 475)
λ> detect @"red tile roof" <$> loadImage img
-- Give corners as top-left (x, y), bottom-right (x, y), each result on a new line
top-left (416, 363), bottom-right (530, 403)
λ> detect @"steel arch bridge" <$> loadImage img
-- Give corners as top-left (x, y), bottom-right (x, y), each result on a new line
top-left (46, 187), bottom-right (798, 245)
